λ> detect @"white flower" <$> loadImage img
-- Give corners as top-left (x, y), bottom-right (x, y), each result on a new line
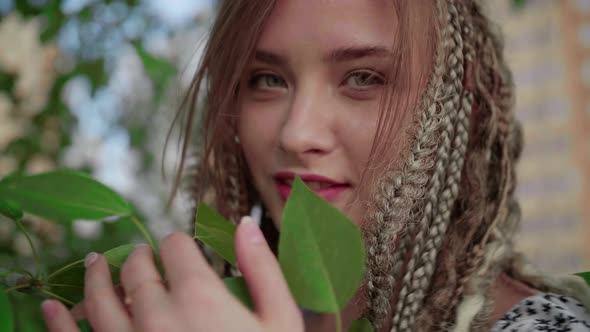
top-left (0, 217), bottom-right (15, 242)
top-left (15, 46), bottom-right (59, 116)
top-left (0, 13), bottom-right (58, 116)
top-left (0, 155), bottom-right (17, 175)
top-left (0, 92), bottom-right (26, 149)
top-left (60, 0), bottom-right (98, 15)
top-left (40, 127), bottom-right (62, 154)
top-left (13, 232), bottom-right (37, 257)
top-left (26, 154), bottom-right (56, 174)
top-left (145, 0), bottom-right (214, 29)
top-left (0, 92), bottom-right (12, 116)
top-left (0, 13), bottom-right (42, 73)
top-left (73, 220), bottom-right (103, 239)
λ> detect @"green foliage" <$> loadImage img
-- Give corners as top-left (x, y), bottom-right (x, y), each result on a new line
top-left (45, 262), bottom-right (86, 305)
top-left (576, 271), bottom-right (590, 286)
top-left (134, 43), bottom-right (177, 100)
top-left (223, 277), bottom-right (254, 310)
top-left (0, 170), bottom-right (133, 223)
top-left (134, 43), bottom-right (177, 83)
top-left (194, 203), bottom-right (237, 266)
top-left (46, 244), bottom-right (136, 304)
top-left (71, 60), bottom-right (109, 94)
top-left (0, 71), bottom-right (16, 94)
top-left (100, 244), bottom-right (136, 268)
top-left (512, 0), bottom-right (527, 9)
top-left (0, 1), bottom-right (185, 329)
top-left (0, 169), bottom-right (373, 331)
top-left (0, 287), bottom-right (14, 332)
top-left (279, 178), bottom-right (365, 313)
top-left (0, 170), bottom-right (153, 309)
top-left (349, 319), bottom-right (374, 332)
top-left (0, 199), bottom-right (23, 220)
top-left (40, 0), bottom-right (67, 42)
top-left (9, 292), bottom-right (45, 332)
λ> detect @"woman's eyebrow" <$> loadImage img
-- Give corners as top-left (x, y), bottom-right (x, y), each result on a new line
top-left (253, 45), bottom-right (394, 67)
top-left (324, 46), bottom-right (394, 63)
top-left (254, 50), bottom-right (287, 66)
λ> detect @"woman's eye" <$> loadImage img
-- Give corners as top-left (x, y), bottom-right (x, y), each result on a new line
top-left (345, 70), bottom-right (385, 88)
top-left (249, 73), bottom-right (287, 90)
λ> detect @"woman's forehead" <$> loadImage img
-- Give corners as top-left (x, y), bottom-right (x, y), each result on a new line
top-left (256, 0), bottom-right (398, 55)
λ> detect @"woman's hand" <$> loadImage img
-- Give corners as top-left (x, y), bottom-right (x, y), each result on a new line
top-left (41, 217), bottom-right (304, 332)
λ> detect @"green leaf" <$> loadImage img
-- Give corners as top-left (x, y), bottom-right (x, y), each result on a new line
top-left (134, 44), bottom-right (177, 82)
top-left (46, 244), bottom-right (137, 304)
top-left (45, 262), bottom-right (85, 305)
top-left (349, 319), bottom-right (374, 332)
top-left (194, 203), bottom-right (237, 266)
top-left (0, 199), bottom-right (23, 221)
top-left (134, 43), bottom-right (177, 100)
top-left (0, 287), bottom-right (14, 332)
top-left (0, 71), bottom-right (16, 93)
top-left (8, 291), bottom-right (44, 332)
top-left (47, 244), bottom-right (136, 278)
top-left (279, 177), bottom-right (365, 313)
top-left (102, 244), bottom-right (137, 268)
top-left (512, 0), bottom-right (527, 9)
top-left (224, 277), bottom-right (254, 310)
top-left (0, 170), bottom-right (132, 223)
top-left (78, 319), bottom-right (92, 332)
top-left (576, 271), bottom-right (590, 286)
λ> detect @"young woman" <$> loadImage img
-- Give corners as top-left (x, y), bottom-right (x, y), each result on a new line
top-left (42, 0), bottom-right (590, 331)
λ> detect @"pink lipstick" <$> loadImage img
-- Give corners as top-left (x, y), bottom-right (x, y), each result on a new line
top-left (273, 172), bottom-right (350, 202)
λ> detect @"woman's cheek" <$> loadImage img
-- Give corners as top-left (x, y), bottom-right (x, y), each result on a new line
top-left (238, 102), bottom-right (279, 186)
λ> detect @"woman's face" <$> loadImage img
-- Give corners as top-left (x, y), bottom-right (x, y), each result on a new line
top-left (237, 0), bottom-right (400, 228)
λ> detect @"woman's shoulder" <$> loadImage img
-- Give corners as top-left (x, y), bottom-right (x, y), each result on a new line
top-left (491, 292), bottom-right (590, 332)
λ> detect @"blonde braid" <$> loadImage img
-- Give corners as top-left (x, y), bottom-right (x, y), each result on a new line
top-left (391, 2), bottom-right (468, 331)
top-left (222, 135), bottom-right (250, 276)
top-left (364, 2), bottom-right (448, 327)
top-left (421, 2), bottom-right (522, 330)
top-left (225, 150), bottom-right (248, 223)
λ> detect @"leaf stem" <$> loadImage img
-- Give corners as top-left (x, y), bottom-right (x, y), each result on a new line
top-left (38, 289), bottom-right (75, 306)
top-left (5, 284), bottom-right (31, 293)
top-left (45, 259), bottom-right (84, 281)
top-left (129, 215), bottom-right (155, 250)
top-left (0, 268), bottom-right (34, 279)
top-left (14, 219), bottom-right (41, 278)
top-left (335, 311), bottom-right (343, 332)
top-left (44, 283), bottom-right (83, 289)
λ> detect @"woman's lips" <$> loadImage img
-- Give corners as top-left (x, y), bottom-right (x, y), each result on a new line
top-left (273, 173), bottom-right (351, 202)
top-left (275, 181), bottom-right (350, 202)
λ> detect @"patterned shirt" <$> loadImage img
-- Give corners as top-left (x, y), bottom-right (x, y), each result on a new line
top-left (491, 293), bottom-right (590, 331)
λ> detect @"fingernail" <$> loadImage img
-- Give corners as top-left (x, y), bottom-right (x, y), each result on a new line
top-left (133, 243), bottom-right (149, 256)
top-left (84, 252), bottom-right (98, 268)
top-left (42, 300), bottom-right (57, 320)
top-left (240, 216), bottom-right (264, 244)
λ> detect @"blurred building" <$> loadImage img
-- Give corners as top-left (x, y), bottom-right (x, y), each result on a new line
top-left (489, 0), bottom-right (590, 273)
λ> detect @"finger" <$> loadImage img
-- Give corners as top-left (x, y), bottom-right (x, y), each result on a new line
top-left (43, 300), bottom-right (80, 332)
top-left (159, 232), bottom-right (223, 295)
top-left (84, 253), bottom-right (133, 332)
top-left (71, 286), bottom-right (128, 321)
top-left (70, 302), bottom-right (85, 321)
top-left (120, 244), bottom-right (169, 323)
top-left (70, 286), bottom-right (127, 321)
top-left (235, 216), bottom-right (302, 327)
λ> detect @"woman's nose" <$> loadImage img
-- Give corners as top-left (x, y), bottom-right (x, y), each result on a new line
top-left (278, 87), bottom-right (336, 160)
